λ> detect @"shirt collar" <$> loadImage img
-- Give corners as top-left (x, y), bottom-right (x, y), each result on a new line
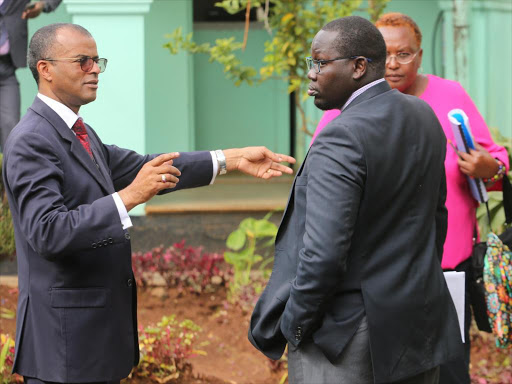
top-left (37, 93), bottom-right (80, 129)
top-left (341, 78), bottom-right (386, 111)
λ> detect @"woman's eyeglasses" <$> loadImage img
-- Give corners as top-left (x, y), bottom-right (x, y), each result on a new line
top-left (386, 51), bottom-right (418, 65)
top-left (43, 56), bottom-right (108, 73)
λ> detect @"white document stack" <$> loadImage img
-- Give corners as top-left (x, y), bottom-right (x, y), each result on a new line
top-left (443, 271), bottom-right (466, 343)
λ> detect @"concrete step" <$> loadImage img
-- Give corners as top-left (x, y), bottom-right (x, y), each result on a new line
top-left (145, 172), bottom-right (293, 214)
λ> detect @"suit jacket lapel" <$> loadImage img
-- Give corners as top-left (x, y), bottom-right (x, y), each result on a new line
top-left (29, 97), bottom-right (113, 195)
top-left (0, 0), bottom-right (11, 15)
top-left (87, 127), bottom-right (116, 194)
top-left (276, 148), bottom-right (310, 242)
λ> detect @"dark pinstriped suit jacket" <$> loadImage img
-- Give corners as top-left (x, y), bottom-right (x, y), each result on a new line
top-left (3, 97), bottom-right (213, 382)
top-left (249, 81), bottom-right (464, 383)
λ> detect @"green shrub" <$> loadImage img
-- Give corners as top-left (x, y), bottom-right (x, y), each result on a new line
top-left (0, 333), bottom-right (22, 384)
top-left (477, 129), bottom-right (512, 235)
top-left (0, 154), bottom-right (15, 261)
top-left (130, 315), bottom-right (204, 382)
top-left (224, 213), bottom-right (277, 301)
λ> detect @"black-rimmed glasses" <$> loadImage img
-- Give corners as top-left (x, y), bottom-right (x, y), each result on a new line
top-left (43, 56), bottom-right (108, 73)
top-left (306, 56), bottom-right (373, 74)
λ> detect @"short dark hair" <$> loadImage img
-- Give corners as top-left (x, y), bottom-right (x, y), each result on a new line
top-left (28, 23), bottom-right (93, 84)
top-left (322, 16), bottom-right (386, 78)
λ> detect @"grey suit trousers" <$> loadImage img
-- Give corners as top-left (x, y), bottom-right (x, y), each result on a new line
top-left (288, 316), bottom-right (440, 384)
top-left (0, 54), bottom-right (20, 151)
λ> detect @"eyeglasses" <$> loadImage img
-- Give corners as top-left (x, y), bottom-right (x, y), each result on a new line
top-left (306, 56), bottom-right (373, 74)
top-left (386, 51), bottom-right (418, 65)
top-left (43, 56), bottom-right (108, 73)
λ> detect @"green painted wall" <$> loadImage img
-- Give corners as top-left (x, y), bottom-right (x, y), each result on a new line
top-left (466, 0), bottom-right (512, 137)
top-left (192, 25), bottom-right (290, 154)
top-left (145, 0), bottom-right (195, 153)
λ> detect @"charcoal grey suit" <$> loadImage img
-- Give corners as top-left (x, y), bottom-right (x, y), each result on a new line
top-left (0, 0), bottom-right (61, 150)
top-left (249, 81), bottom-right (464, 383)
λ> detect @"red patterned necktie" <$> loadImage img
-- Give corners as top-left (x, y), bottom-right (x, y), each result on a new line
top-left (72, 118), bottom-right (94, 159)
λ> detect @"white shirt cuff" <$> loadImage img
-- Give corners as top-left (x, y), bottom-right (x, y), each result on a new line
top-left (210, 151), bottom-right (218, 185)
top-left (112, 192), bottom-right (133, 230)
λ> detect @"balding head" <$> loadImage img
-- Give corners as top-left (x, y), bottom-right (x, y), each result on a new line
top-left (28, 23), bottom-right (92, 84)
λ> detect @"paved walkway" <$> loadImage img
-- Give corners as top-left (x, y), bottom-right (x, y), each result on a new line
top-left (146, 172), bottom-right (293, 214)
top-left (0, 275), bottom-right (17, 287)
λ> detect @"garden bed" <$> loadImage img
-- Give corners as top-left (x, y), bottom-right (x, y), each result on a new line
top-left (2, 283), bottom-right (512, 383)
top-left (1, 231), bottom-right (511, 384)
top-left (0, 284), bottom-right (285, 384)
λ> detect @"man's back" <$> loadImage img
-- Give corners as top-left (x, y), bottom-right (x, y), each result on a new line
top-left (250, 82), bottom-right (463, 383)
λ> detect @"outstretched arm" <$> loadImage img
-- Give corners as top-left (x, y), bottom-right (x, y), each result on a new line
top-left (224, 147), bottom-right (296, 179)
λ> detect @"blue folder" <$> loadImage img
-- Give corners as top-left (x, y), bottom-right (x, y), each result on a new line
top-left (448, 109), bottom-right (488, 203)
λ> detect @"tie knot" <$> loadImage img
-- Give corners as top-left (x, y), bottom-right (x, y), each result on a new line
top-left (72, 118), bottom-right (87, 136)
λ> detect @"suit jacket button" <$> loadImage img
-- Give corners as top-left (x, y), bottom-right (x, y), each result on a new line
top-left (125, 233), bottom-right (131, 240)
top-left (127, 278), bottom-right (133, 287)
top-left (103, 239), bottom-right (108, 246)
top-left (92, 243), bottom-right (97, 249)
top-left (108, 237), bottom-right (113, 244)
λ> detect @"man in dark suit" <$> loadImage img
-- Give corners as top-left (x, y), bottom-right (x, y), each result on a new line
top-left (249, 16), bottom-right (463, 383)
top-left (3, 23), bottom-right (294, 384)
top-left (0, 0), bottom-right (62, 150)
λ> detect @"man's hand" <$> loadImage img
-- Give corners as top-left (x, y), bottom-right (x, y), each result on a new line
top-left (457, 143), bottom-right (499, 179)
top-left (22, 1), bottom-right (44, 19)
top-left (118, 153), bottom-right (181, 212)
top-left (223, 147), bottom-right (296, 179)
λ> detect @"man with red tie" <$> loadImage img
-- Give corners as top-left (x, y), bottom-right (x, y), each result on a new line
top-left (2, 23), bottom-right (295, 384)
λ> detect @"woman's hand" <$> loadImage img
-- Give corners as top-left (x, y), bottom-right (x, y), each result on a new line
top-left (457, 143), bottom-right (499, 179)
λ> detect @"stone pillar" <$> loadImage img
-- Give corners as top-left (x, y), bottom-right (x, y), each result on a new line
top-left (63, 0), bottom-right (152, 215)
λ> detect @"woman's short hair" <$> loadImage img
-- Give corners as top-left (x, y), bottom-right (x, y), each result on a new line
top-left (375, 12), bottom-right (422, 48)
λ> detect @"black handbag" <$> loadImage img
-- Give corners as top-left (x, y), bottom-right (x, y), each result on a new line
top-left (469, 175), bottom-right (512, 333)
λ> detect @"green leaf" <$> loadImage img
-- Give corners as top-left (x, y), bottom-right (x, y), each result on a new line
top-left (253, 219), bottom-right (278, 238)
top-left (240, 217), bottom-right (257, 232)
top-left (226, 228), bottom-right (246, 250)
top-left (0, 308), bottom-right (14, 320)
top-left (0, 336), bottom-right (11, 372)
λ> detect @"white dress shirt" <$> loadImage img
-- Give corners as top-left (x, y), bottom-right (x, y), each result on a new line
top-left (341, 78), bottom-right (386, 111)
top-left (37, 93), bottom-right (218, 230)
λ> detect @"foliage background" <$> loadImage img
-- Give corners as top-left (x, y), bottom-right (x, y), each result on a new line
top-left (165, 0), bottom-right (390, 159)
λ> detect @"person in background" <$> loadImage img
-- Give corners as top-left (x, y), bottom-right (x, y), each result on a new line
top-left (312, 12), bottom-right (510, 384)
top-left (0, 0), bottom-right (62, 151)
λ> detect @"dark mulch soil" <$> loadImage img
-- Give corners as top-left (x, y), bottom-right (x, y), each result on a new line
top-left (0, 285), bottom-right (284, 384)
top-left (2, 284), bottom-right (511, 383)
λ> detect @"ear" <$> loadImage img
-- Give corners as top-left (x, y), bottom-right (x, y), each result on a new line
top-left (417, 48), bottom-right (423, 68)
top-left (37, 60), bottom-right (53, 83)
top-left (352, 58), bottom-right (367, 80)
